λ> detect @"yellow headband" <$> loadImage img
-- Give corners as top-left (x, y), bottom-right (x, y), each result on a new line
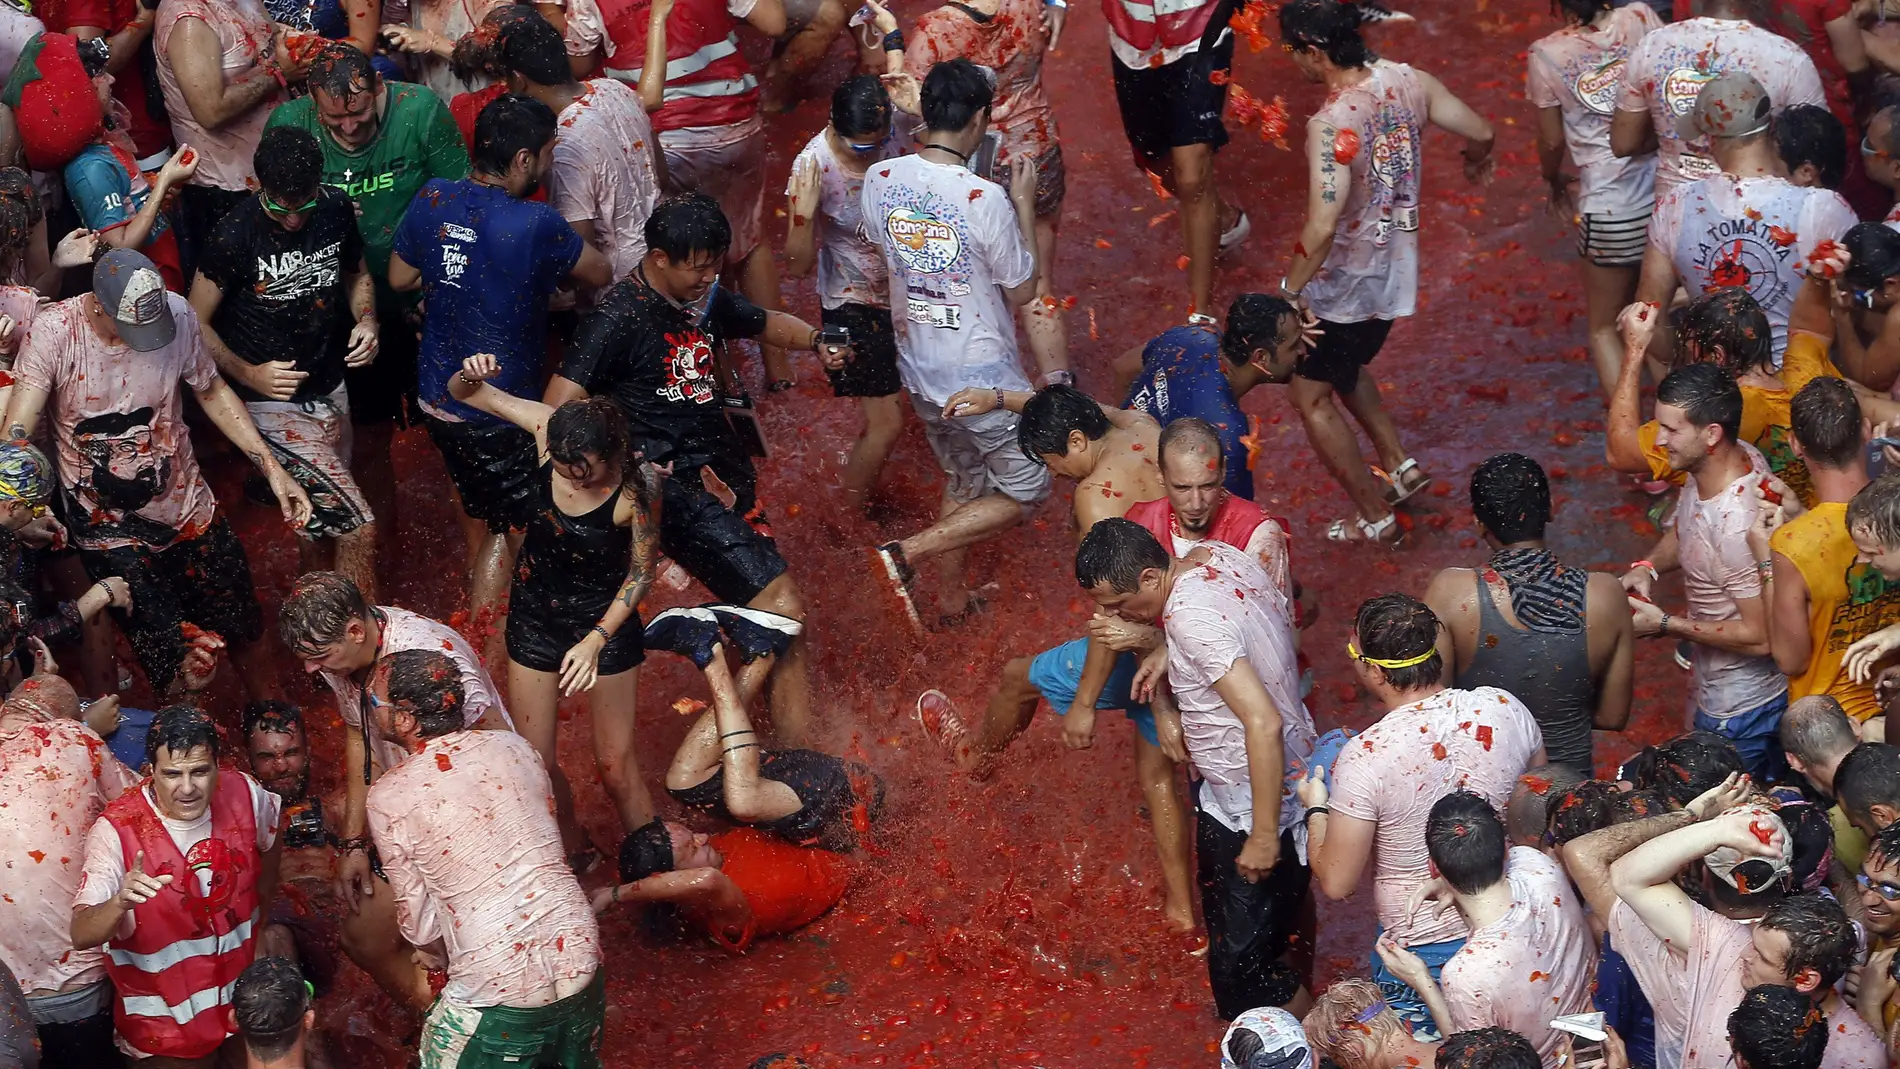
top-left (1347, 639), bottom-right (1436, 670)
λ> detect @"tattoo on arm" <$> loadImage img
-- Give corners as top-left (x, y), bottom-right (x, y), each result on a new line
top-left (618, 491), bottom-right (658, 609)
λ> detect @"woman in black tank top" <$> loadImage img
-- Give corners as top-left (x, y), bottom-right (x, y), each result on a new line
top-left (445, 354), bottom-right (661, 864)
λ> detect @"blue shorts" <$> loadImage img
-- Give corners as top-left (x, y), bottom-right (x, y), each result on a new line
top-left (1370, 926), bottom-right (1466, 1039)
top-left (1695, 690), bottom-right (1789, 783)
top-left (1027, 637), bottom-right (1157, 746)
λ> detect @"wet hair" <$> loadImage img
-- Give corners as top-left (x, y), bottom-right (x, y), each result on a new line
top-left (1351, 592), bottom-right (1443, 690)
top-left (1869, 820), bottom-right (1900, 869)
top-left (547, 397), bottom-right (631, 474)
top-left (1507, 765), bottom-right (1586, 844)
top-left (497, 9), bottom-right (571, 86)
top-left (1677, 288), bottom-right (1774, 377)
top-left (1790, 378), bottom-right (1862, 471)
top-left (1613, 788), bottom-right (1668, 822)
top-left (279, 571), bottom-right (370, 656)
top-left (0, 576), bottom-right (28, 653)
top-left (1545, 779), bottom-right (1625, 845)
top-left (1018, 386), bottom-right (1111, 464)
top-left (1426, 791), bottom-right (1507, 893)
top-left (0, 168), bottom-right (44, 228)
top-left (233, 956), bottom-right (308, 1061)
top-left (1553, 0), bottom-right (1613, 23)
top-left (1279, 0), bottom-right (1374, 68)
top-left (1655, 363), bottom-right (1744, 446)
top-left (645, 191), bottom-right (732, 265)
top-left (1157, 417), bottom-right (1225, 475)
top-left (1729, 985), bottom-right (1828, 1069)
top-left (1847, 471), bottom-right (1900, 551)
top-left (619, 818), bottom-right (677, 882)
top-left (1762, 892), bottom-right (1857, 989)
top-left (1075, 517), bottom-right (1169, 593)
top-left (1836, 743), bottom-right (1900, 826)
top-left (242, 700), bottom-right (304, 742)
top-left (1779, 696), bottom-right (1859, 770)
top-left (378, 649), bottom-right (466, 739)
top-left (920, 57), bottom-right (993, 133)
top-left (1304, 979), bottom-right (1402, 1069)
top-left (1469, 453), bottom-right (1550, 545)
top-left (471, 92), bottom-right (556, 178)
top-left (307, 41), bottom-right (376, 100)
top-left (255, 126), bottom-right (323, 203)
top-left (1220, 292), bottom-right (1299, 367)
top-left (1844, 221), bottom-right (1900, 291)
top-left (1628, 730), bottom-right (1746, 808)
top-left (831, 74), bottom-right (892, 140)
top-left (1775, 104), bottom-right (1846, 189)
top-left (1437, 1028), bottom-right (1541, 1069)
top-left (147, 704), bottom-right (220, 766)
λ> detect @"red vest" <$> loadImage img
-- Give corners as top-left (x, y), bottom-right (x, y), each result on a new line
top-left (1125, 493), bottom-right (1281, 555)
top-left (1102, 0), bottom-right (1223, 55)
top-left (596, 0), bottom-right (758, 133)
top-left (100, 774), bottom-right (260, 1060)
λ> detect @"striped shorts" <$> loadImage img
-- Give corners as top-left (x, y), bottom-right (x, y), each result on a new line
top-left (1577, 207), bottom-right (1652, 267)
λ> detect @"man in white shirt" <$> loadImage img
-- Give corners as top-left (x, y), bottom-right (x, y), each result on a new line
top-left (1073, 517), bottom-right (1316, 1018)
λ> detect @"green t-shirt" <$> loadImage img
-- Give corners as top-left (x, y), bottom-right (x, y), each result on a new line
top-left (265, 83), bottom-right (469, 283)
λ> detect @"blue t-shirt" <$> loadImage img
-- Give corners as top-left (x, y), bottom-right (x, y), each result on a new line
top-left (64, 143), bottom-right (168, 240)
top-left (391, 179), bottom-right (583, 423)
top-left (1122, 324), bottom-right (1254, 500)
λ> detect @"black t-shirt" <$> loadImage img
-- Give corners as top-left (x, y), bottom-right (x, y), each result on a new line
top-left (198, 189), bottom-right (363, 404)
top-left (561, 272), bottom-right (769, 484)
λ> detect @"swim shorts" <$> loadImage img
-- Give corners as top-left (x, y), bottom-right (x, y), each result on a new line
top-left (1027, 636), bottom-right (1158, 746)
top-left (424, 416), bottom-right (542, 533)
top-left (658, 472), bottom-right (788, 605)
top-left (662, 118), bottom-right (766, 264)
top-left (1292, 316), bottom-right (1395, 395)
top-left (505, 585), bottom-right (646, 676)
top-left (248, 385), bottom-right (373, 539)
top-left (1111, 33), bottom-right (1236, 163)
top-left (820, 302), bottom-right (901, 398)
top-left (421, 971), bottom-right (604, 1069)
top-left (909, 395), bottom-right (1051, 506)
top-left (1578, 208), bottom-right (1652, 268)
top-left (78, 514), bottom-right (262, 694)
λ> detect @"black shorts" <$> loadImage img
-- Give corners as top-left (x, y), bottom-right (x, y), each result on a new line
top-left (659, 472), bottom-right (787, 605)
top-left (424, 416), bottom-right (542, 533)
top-left (347, 291), bottom-right (422, 427)
top-left (505, 586), bottom-right (645, 675)
top-left (78, 514), bottom-right (262, 694)
top-left (821, 303), bottom-right (901, 399)
top-left (1197, 800), bottom-right (1309, 1019)
top-left (1293, 317), bottom-right (1395, 394)
top-left (1112, 34), bottom-right (1235, 164)
top-left (669, 749), bottom-right (883, 852)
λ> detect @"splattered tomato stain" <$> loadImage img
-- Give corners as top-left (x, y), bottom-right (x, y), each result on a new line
top-left (436, 753), bottom-right (453, 772)
top-left (1332, 128), bottom-right (1361, 163)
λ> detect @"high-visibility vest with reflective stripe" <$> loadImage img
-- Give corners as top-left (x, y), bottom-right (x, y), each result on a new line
top-left (100, 775), bottom-right (260, 1060)
top-left (597, 0), bottom-right (758, 132)
top-left (1102, 0), bottom-right (1221, 55)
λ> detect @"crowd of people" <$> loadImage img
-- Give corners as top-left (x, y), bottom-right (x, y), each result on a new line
top-left (6, 0), bottom-right (1900, 1061)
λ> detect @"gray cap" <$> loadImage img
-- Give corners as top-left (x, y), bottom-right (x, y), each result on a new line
top-left (1677, 71), bottom-right (1773, 141)
top-left (92, 248), bottom-right (175, 352)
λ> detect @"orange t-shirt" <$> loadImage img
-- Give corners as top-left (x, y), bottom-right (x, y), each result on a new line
top-left (706, 828), bottom-right (847, 953)
top-left (1637, 329), bottom-right (1834, 506)
top-left (1771, 501), bottom-right (1900, 722)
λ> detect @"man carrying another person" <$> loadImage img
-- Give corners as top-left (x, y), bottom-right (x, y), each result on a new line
top-left (1073, 518), bottom-right (1316, 1019)
top-left (1424, 452), bottom-right (1634, 776)
top-left (1299, 593), bottom-right (1545, 1035)
top-left (190, 125), bottom-right (381, 601)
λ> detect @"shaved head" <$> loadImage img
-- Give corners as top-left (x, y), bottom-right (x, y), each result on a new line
top-left (1157, 417), bottom-right (1223, 476)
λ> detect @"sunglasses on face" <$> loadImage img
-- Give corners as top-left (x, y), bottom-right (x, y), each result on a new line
top-left (262, 193), bottom-right (320, 216)
top-left (1865, 135), bottom-right (1894, 161)
top-left (1859, 871), bottom-right (1900, 901)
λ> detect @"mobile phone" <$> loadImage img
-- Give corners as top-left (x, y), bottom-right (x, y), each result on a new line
top-left (816, 325), bottom-right (851, 361)
top-left (971, 131), bottom-right (1002, 180)
top-left (1871, 436), bottom-right (1900, 479)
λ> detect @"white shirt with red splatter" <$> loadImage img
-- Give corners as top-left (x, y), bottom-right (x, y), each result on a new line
top-left (318, 606), bottom-right (513, 776)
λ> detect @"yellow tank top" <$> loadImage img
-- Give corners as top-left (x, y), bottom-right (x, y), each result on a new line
top-left (1637, 330), bottom-right (1833, 506)
top-left (1771, 501), bottom-right (1900, 722)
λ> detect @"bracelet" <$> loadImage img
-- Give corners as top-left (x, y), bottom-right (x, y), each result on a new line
top-left (1043, 0), bottom-right (1067, 8)
top-left (723, 742), bottom-right (761, 753)
top-left (611, 882), bottom-right (621, 903)
top-left (719, 729), bottom-right (756, 738)
top-left (261, 58), bottom-right (288, 90)
top-left (591, 623), bottom-right (611, 641)
top-left (882, 28), bottom-right (906, 50)
top-left (1037, 368), bottom-right (1075, 388)
top-left (807, 327), bottom-right (821, 350)
top-left (337, 836), bottom-right (371, 853)
top-left (1757, 560), bottom-right (1775, 579)
top-left (994, 386), bottom-right (1006, 410)
top-left (1278, 275), bottom-right (1301, 298)
top-left (1658, 612), bottom-right (1672, 637)
top-left (1630, 560), bottom-right (1658, 581)
top-left (1303, 805), bottom-right (1329, 826)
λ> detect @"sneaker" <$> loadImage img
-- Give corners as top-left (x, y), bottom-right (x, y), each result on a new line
top-left (1674, 639), bottom-right (1693, 672)
top-left (642, 607), bottom-right (724, 668)
top-left (1354, 0), bottom-right (1415, 22)
top-left (873, 542), bottom-right (924, 633)
top-left (1218, 209), bottom-right (1252, 253)
top-left (915, 689), bottom-right (967, 754)
top-left (708, 603), bottom-right (802, 663)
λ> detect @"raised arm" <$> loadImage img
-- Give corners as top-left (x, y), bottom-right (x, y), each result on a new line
top-left (446, 353), bottom-right (555, 443)
top-left (167, 18), bottom-right (291, 129)
top-left (1606, 301), bottom-right (1661, 475)
top-left (1610, 801), bottom-right (1772, 948)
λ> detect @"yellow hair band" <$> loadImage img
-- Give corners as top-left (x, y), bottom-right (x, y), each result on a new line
top-left (1347, 639), bottom-right (1436, 670)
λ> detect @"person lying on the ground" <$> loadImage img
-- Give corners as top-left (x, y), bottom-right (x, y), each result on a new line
top-left (645, 616), bottom-right (882, 852)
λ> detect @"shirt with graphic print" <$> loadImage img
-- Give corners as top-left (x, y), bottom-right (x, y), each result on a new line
top-left (1526, 4), bottom-right (1662, 216)
top-left (196, 190), bottom-right (364, 404)
top-left (559, 269), bottom-right (768, 496)
top-left (859, 153), bottom-right (1035, 407)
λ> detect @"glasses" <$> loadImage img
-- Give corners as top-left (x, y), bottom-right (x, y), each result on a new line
top-left (261, 192), bottom-right (320, 216)
top-left (1865, 135), bottom-right (1893, 161)
top-left (1859, 872), bottom-right (1900, 901)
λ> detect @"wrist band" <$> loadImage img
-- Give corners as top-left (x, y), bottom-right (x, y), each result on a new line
top-left (611, 882), bottom-right (621, 903)
top-left (723, 742), bottom-right (761, 753)
top-left (1630, 559), bottom-right (1658, 581)
top-left (1658, 612), bottom-right (1672, 637)
top-left (1302, 805), bottom-right (1329, 827)
top-left (994, 386), bottom-right (1006, 410)
top-left (1278, 275), bottom-right (1302, 298)
top-left (592, 623), bottom-right (610, 641)
top-left (882, 28), bottom-right (906, 50)
top-left (1043, 0), bottom-right (1067, 8)
top-left (719, 729), bottom-right (755, 738)
top-left (338, 836), bottom-right (370, 853)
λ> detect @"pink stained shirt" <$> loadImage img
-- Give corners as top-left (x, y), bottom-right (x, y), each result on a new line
top-left (551, 79), bottom-right (663, 285)
top-left (1328, 687), bottom-right (1545, 946)
top-left (316, 606), bottom-right (512, 775)
top-left (1607, 897), bottom-right (1690, 1069)
top-left (153, 0), bottom-right (282, 192)
top-left (1673, 443), bottom-right (1787, 719)
top-left (365, 730), bottom-right (599, 1008)
top-left (1526, 5), bottom-right (1662, 217)
top-left (1438, 848), bottom-right (1599, 1069)
top-left (786, 126), bottom-right (900, 311)
top-left (1678, 903), bottom-right (1885, 1069)
top-left (905, 0), bottom-right (1057, 169)
top-left (0, 717), bottom-right (138, 995)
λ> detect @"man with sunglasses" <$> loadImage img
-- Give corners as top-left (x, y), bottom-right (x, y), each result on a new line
top-left (190, 126), bottom-right (381, 604)
top-left (1845, 822), bottom-right (1900, 1032)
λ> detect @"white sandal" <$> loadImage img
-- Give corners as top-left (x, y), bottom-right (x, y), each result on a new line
top-left (1377, 457), bottom-right (1430, 506)
top-left (1325, 512), bottom-right (1403, 546)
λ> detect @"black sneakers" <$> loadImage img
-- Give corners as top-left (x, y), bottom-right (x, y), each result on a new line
top-left (642, 607), bottom-right (724, 668)
top-left (708, 605), bottom-right (802, 662)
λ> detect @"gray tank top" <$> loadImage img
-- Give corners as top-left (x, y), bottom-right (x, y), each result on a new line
top-left (1455, 570), bottom-right (1596, 774)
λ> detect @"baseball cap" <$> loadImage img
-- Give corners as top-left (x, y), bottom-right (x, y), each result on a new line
top-left (93, 248), bottom-right (175, 352)
top-left (1223, 1007), bottom-right (1315, 1069)
top-left (1677, 71), bottom-right (1773, 141)
top-left (1705, 803), bottom-right (1794, 895)
top-left (0, 439), bottom-right (53, 506)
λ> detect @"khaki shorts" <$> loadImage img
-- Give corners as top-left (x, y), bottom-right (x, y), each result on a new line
top-left (247, 385), bottom-right (372, 539)
top-left (909, 393), bottom-right (1051, 506)
top-left (661, 121), bottom-right (767, 264)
